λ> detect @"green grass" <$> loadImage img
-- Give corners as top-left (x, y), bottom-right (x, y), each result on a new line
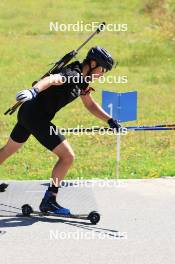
top-left (0, 0), bottom-right (175, 180)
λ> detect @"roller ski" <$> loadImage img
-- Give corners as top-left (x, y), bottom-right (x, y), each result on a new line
top-left (21, 204), bottom-right (100, 225)
top-left (21, 190), bottom-right (100, 225)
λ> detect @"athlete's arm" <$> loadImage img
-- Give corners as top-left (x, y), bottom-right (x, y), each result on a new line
top-left (80, 92), bottom-right (111, 122)
top-left (34, 74), bottom-right (64, 92)
top-left (81, 92), bottom-right (121, 130)
top-left (16, 74), bottom-right (64, 103)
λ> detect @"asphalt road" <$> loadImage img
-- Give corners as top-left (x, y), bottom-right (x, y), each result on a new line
top-left (0, 178), bottom-right (175, 264)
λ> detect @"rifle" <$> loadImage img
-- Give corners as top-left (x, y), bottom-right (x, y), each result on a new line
top-left (5, 22), bottom-right (106, 115)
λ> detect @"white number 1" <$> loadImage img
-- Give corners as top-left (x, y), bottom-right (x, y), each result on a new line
top-left (108, 103), bottom-right (113, 116)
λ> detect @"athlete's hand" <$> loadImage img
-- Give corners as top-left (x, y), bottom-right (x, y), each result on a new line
top-left (108, 118), bottom-right (121, 132)
top-left (16, 88), bottom-right (39, 103)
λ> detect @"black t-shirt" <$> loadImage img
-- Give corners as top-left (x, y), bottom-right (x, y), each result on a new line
top-left (19, 61), bottom-right (89, 121)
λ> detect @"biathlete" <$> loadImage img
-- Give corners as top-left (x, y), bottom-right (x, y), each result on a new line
top-left (0, 46), bottom-right (120, 215)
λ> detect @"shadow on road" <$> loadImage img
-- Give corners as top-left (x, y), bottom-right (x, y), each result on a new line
top-left (0, 215), bottom-right (121, 238)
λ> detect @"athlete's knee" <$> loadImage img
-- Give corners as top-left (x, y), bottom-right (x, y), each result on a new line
top-left (60, 150), bottom-right (75, 165)
top-left (67, 151), bottom-right (75, 164)
top-left (52, 141), bottom-right (75, 165)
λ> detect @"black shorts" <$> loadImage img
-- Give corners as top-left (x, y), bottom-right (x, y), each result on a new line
top-left (10, 121), bottom-right (65, 151)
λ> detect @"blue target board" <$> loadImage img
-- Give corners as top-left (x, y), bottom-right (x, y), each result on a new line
top-left (102, 91), bottom-right (137, 122)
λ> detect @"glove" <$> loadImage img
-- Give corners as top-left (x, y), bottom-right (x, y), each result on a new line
top-left (16, 88), bottom-right (39, 103)
top-left (108, 118), bottom-right (121, 132)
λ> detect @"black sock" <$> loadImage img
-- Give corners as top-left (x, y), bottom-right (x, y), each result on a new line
top-left (48, 185), bottom-right (59, 194)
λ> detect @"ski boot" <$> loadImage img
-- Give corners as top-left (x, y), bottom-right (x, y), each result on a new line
top-left (39, 190), bottom-right (70, 215)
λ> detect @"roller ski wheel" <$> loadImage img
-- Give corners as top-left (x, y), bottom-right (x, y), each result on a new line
top-left (22, 204), bottom-right (33, 216)
top-left (88, 211), bottom-right (100, 225)
top-left (0, 183), bottom-right (8, 192)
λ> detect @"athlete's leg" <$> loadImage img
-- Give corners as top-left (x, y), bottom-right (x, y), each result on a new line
top-left (51, 140), bottom-right (75, 187)
top-left (0, 137), bottom-right (24, 165)
top-left (31, 122), bottom-right (75, 186)
top-left (32, 122), bottom-right (74, 214)
top-left (39, 140), bottom-right (74, 214)
top-left (0, 122), bottom-right (31, 165)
